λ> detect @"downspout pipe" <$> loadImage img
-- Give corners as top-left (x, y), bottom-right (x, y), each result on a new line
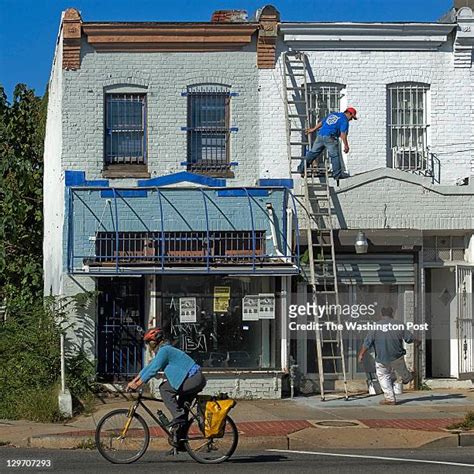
top-left (266, 203), bottom-right (285, 259)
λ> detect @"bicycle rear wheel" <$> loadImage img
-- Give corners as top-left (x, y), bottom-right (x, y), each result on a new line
top-left (184, 415), bottom-right (238, 464)
top-left (95, 409), bottom-right (149, 464)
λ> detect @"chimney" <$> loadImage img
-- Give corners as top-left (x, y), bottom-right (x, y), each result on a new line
top-left (256, 5), bottom-right (280, 69)
top-left (62, 8), bottom-right (82, 70)
top-left (455, 0), bottom-right (474, 9)
top-left (211, 10), bottom-right (248, 23)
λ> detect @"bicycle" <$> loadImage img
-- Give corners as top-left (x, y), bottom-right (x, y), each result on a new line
top-left (95, 388), bottom-right (239, 464)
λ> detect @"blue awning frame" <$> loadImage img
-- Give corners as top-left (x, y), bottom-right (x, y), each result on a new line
top-left (67, 185), bottom-right (300, 276)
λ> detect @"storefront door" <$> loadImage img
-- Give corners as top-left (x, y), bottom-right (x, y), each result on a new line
top-left (97, 277), bottom-right (145, 381)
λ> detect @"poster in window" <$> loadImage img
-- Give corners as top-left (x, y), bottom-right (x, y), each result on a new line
top-left (213, 286), bottom-right (231, 313)
top-left (179, 297), bottom-right (197, 323)
top-left (258, 293), bottom-right (275, 319)
top-left (242, 295), bottom-right (259, 321)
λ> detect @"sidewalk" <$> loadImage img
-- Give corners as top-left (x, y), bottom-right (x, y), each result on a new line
top-left (1, 389), bottom-right (473, 451)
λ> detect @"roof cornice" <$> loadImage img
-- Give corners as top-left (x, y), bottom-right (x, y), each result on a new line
top-left (280, 22), bottom-right (456, 50)
top-left (81, 22), bottom-right (258, 52)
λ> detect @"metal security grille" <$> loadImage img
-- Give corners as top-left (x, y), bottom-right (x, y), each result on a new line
top-left (307, 83), bottom-right (344, 124)
top-left (105, 94), bottom-right (146, 165)
top-left (456, 266), bottom-right (474, 378)
top-left (97, 278), bottom-right (144, 380)
top-left (187, 84), bottom-right (230, 174)
top-left (307, 83), bottom-right (344, 161)
top-left (388, 83), bottom-right (429, 172)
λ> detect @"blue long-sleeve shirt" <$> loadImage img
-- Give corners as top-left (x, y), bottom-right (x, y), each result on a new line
top-left (139, 343), bottom-right (196, 390)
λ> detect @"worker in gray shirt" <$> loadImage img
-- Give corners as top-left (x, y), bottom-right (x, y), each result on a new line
top-left (358, 307), bottom-right (417, 405)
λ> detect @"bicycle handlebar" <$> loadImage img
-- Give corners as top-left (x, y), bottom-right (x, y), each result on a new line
top-left (121, 385), bottom-right (164, 403)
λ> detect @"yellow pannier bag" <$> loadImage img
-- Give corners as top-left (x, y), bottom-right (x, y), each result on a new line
top-left (199, 396), bottom-right (236, 438)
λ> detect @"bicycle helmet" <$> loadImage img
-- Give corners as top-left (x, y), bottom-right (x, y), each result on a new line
top-left (143, 327), bottom-right (164, 343)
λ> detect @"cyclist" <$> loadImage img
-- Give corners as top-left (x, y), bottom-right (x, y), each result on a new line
top-left (127, 327), bottom-right (206, 446)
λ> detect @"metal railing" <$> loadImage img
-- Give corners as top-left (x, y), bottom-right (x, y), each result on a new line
top-left (90, 230), bottom-right (266, 266)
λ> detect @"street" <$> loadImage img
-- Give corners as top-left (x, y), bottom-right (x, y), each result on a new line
top-left (1, 447), bottom-right (474, 473)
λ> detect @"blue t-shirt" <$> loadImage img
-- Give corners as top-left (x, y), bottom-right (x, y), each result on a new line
top-left (318, 112), bottom-right (349, 138)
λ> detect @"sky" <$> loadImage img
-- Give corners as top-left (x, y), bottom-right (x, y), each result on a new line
top-left (0, 0), bottom-right (453, 100)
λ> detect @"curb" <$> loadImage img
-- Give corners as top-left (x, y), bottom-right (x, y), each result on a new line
top-left (418, 434), bottom-right (460, 449)
top-left (28, 434), bottom-right (289, 451)
top-left (28, 430), bottom-right (466, 451)
top-left (459, 432), bottom-right (474, 447)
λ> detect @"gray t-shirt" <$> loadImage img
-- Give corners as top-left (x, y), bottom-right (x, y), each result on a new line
top-left (363, 317), bottom-right (414, 364)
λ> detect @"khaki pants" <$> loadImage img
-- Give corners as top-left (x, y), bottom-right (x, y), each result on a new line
top-left (375, 356), bottom-right (413, 402)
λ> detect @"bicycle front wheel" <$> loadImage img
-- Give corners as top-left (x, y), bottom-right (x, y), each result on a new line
top-left (184, 415), bottom-right (238, 464)
top-left (95, 409), bottom-right (150, 464)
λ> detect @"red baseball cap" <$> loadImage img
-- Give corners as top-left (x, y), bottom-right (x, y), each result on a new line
top-left (345, 107), bottom-right (358, 119)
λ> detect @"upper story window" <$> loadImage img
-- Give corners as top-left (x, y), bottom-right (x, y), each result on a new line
top-left (307, 83), bottom-right (346, 161)
top-left (186, 84), bottom-right (231, 176)
top-left (104, 93), bottom-right (147, 173)
top-left (307, 83), bottom-right (345, 124)
top-left (388, 83), bottom-right (430, 172)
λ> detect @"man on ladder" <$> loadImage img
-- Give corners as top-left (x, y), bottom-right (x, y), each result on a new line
top-left (297, 107), bottom-right (358, 180)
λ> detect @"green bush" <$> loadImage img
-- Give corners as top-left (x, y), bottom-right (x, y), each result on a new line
top-left (66, 350), bottom-right (99, 415)
top-left (14, 385), bottom-right (63, 423)
top-left (0, 295), bottom-right (98, 421)
top-left (0, 300), bottom-right (61, 420)
top-left (447, 411), bottom-right (474, 431)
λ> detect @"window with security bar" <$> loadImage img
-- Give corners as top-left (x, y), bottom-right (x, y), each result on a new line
top-left (307, 83), bottom-right (345, 159)
top-left (307, 83), bottom-right (345, 125)
top-left (187, 84), bottom-right (231, 175)
top-left (388, 83), bottom-right (430, 172)
top-left (105, 94), bottom-right (146, 166)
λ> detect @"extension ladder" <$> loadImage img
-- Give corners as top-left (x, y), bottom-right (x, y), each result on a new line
top-left (282, 51), bottom-right (349, 401)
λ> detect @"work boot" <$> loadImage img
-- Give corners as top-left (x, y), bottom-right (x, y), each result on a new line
top-left (379, 399), bottom-right (396, 406)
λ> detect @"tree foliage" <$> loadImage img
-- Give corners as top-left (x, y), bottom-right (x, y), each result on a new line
top-left (0, 84), bottom-right (47, 310)
top-left (0, 85), bottom-right (97, 421)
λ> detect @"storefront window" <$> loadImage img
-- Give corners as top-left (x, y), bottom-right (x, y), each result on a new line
top-left (156, 275), bottom-right (279, 370)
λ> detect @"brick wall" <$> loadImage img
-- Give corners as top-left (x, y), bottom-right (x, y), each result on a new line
top-left (150, 373), bottom-right (283, 399)
top-left (62, 39), bottom-right (259, 187)
top-left (259, 46), bottom-right (474, 186)
top-left (60, 34), bottom-right (474, 187)
top-left (43, 28), bottom-right (65, 297)
top-left (61, 274), bottom-right (97, 360)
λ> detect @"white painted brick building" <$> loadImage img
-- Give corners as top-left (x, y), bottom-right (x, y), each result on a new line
top-left (43, 4), bottom-right (474, 400)
top-left (265, 6), bottom-right (474, 388)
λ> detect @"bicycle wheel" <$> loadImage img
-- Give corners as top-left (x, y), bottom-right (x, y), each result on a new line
top-left (95, 409), bottom-right (150, 464)
top-left (184, 415), bottom-right (238, 464)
